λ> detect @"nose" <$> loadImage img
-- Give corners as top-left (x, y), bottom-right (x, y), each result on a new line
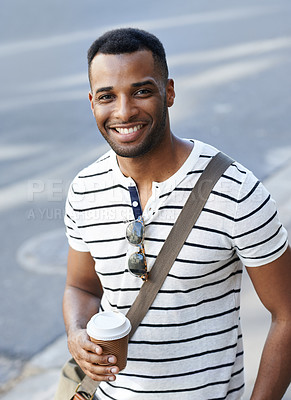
top-left (114, 95), bottom-right (138, 122)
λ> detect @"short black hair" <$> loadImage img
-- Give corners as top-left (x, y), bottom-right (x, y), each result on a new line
top-left (87, 28), bottom-right (169, 84)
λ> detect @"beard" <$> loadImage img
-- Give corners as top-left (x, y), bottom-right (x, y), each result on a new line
top-left (99, 98), bottom-right (168, 159)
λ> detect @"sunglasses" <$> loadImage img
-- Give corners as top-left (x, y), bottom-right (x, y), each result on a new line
top-left (126, 216), bottom-right (149, 281)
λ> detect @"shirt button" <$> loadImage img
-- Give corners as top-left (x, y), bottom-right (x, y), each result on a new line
top-left (132, 201), bottom-right (139, 207)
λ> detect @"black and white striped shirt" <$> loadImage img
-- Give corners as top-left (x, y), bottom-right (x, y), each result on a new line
top-left (65, 140), bottom-right (288, 399)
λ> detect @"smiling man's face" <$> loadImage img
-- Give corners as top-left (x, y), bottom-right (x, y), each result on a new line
top-left (88, 50), bottom-right (174, 158)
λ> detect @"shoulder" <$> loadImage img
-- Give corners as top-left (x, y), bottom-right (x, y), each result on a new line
top-left (66, 149), bottom-right (117, 203)
top-left (193, 140), bottom-right (257, 193)
top-left (75, 149), bottom-right (113, 180)
top-left (70, 149), bottom-right (114, 188)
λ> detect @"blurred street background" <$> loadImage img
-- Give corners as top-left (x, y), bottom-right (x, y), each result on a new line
top-left (0, 0), bottom-right (291, 398)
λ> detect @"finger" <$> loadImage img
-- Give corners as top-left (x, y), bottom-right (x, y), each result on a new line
top-left (82, 362), bottom-right (119, 382)
top-left (83, 351), bottom-right (118, 367)
top-left (81, 337), bottom-right (100, 352)
top-left (75, 337), bottom-right (102, 357)
top-left (97, 355), bottom-right (118, 366)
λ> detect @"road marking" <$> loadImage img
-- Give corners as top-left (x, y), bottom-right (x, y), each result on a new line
top-left (0, 7), bottom-right (275, 57)
top-left (0, 144), bottom-right (47, 161)
top-left (16, 228), bottom-right (67, 275)
top-left (177, 56), bottom-right (282, 90)
top-left (0, 144), bottom-right (109, 212)
top-left (168, 36), bottom-right (291, 67)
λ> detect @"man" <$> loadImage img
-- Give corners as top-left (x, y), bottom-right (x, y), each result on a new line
top-left (61, 28), bottom-right (291, 399)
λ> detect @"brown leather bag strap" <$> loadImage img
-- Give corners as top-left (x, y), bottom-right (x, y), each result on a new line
top-left (73, 377), bottom-right (98, 399)
top-left (74, 151), bottom-right (234, 399)
top-left (73, 392), bottom-right (93, 400)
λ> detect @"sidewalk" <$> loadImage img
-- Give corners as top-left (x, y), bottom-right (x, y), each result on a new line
top-left (0, 335), bottom-right (70, 400)
top-left (1, 159), bottom-right (291, 400)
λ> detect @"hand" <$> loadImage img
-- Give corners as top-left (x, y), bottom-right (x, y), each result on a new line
top-left (67, 328), bottom-right (119, 382)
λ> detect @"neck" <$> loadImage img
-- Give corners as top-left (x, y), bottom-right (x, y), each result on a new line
top-left (116, 134), bottom-right (193, 209)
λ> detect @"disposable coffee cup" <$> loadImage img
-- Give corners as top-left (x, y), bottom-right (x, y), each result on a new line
top-left (87, 311), bottom-right (131, 370)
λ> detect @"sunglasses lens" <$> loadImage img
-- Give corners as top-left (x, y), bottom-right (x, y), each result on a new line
top-left (128, 252), bottom-right (146, 276)
top-left (126, 220), bottom-right (144, 245)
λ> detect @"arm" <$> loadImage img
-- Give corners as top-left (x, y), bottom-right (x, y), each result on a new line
top-left (63, 246), bottom-right (119, 382)
top-left (246, 246), bottom-right (291, 399)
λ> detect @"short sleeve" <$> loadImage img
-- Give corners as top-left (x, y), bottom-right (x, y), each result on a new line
top-left (64, 183), bottom-right (90, 252)
top-left (231, 170), bottom-right (288, 267)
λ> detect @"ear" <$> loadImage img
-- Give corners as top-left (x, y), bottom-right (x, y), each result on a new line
top-left (88, 91), bottom-right (94, 112)
top-left (166, 79), bottom-right (175, 107)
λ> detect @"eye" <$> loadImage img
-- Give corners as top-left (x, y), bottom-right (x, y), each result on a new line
top-left (97, 94), bottom-right (114, 103)
top-left (135, 89), bottom-right (152, 97)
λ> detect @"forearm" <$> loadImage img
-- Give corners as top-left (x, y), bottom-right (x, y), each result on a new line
top-left (251, 318), bottom-right (291, 399)
top-left (63, 285), bottom-right (101, 335)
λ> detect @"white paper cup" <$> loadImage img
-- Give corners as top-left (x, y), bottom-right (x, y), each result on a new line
top-left (87, 311), bottom-right (131, 370)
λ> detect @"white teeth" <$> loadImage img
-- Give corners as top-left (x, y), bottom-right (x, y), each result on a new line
top-left (115, 125), bottom-right (142, 134)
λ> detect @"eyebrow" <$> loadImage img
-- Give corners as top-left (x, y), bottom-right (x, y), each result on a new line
top-left (95, 86), bottom-right (113, 94)
top-left (95, 80), bottom-right (155, 95)
top-left (131, 80), bottom-right (155, 88)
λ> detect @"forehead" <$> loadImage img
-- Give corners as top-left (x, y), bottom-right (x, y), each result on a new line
top-left (89, 50), bottom-right (161, 90)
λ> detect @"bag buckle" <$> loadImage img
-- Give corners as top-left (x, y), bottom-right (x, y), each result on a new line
top-left (74, 383), bottom-right (95, 400)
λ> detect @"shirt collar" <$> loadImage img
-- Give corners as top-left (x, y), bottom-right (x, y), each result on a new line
top-left (109, 139), bottom-right (204, 194)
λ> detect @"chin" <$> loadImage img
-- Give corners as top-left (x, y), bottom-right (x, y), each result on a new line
top-left (105, 135), bottom-right (157, 159)
top-left (114, 144), bottom-right (153, 159)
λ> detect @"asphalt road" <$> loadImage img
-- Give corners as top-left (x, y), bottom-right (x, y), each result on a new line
top-left (1, 0), bottom-right (291, 388)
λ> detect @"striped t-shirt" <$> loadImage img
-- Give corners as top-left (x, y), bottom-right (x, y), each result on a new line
top-left (65, 140), bottom-right (288, 400)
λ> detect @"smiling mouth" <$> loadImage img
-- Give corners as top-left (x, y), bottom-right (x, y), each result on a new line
top-left (111, 124), bottom-right (144, 134)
